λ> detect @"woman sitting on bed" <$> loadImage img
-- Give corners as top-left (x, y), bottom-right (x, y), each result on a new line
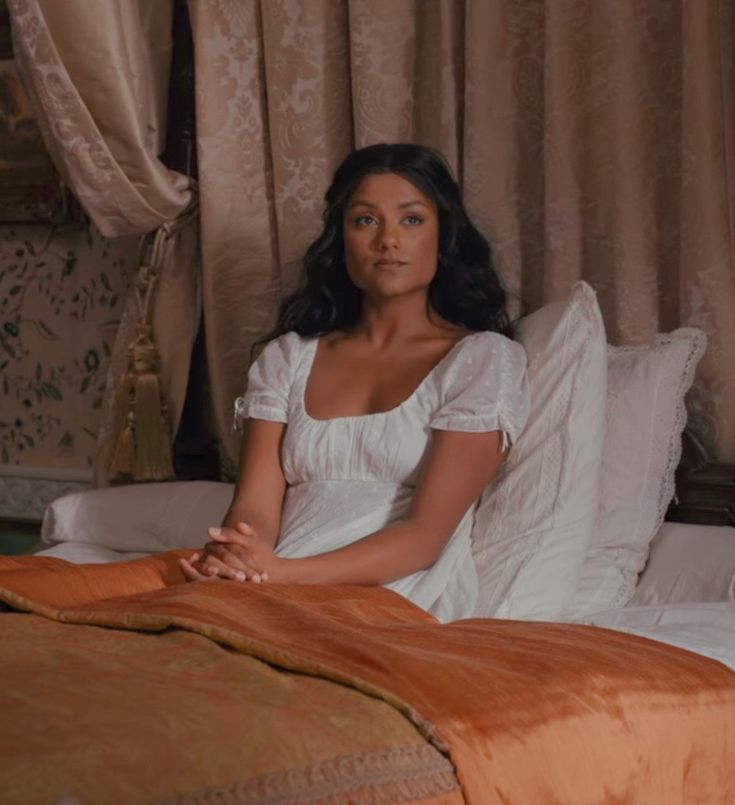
top-left (180, 143), bottom-right (529, 622)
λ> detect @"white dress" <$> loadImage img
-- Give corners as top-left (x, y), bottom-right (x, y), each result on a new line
top-left (234, 330), bottom-right (529, 622)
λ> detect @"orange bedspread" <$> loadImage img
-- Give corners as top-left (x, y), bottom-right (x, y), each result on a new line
top-left (1, 550), bottom-right (734, 804)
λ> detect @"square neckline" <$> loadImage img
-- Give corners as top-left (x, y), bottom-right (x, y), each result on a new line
top-left (300, 331), bottom-right (481, 423)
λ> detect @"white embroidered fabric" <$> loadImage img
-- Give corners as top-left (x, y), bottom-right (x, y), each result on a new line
top-left (568, 328), bottom-right (707, 616)
top-left (470, 281), bottom-right (608, 620)
top-left (233, 330), bottom-right (529, 622)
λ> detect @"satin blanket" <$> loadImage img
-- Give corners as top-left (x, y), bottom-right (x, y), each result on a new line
top-left (1, 550), bottom-right (734, 804)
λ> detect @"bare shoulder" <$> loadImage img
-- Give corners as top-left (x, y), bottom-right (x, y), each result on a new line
top-left (420, 320), bottom-right (475, 352)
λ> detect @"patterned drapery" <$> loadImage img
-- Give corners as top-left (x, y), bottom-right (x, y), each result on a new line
top-left (7, 0), bottom-right (191, 237)
top-left (191, 0), bottom-right (734, 474)
top-left (8, 0), bottom-right (200, 482)
top-left (10, 0), bottom-right (733, 478)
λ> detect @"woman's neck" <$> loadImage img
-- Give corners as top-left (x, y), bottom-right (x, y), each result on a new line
top-left (353, 294), bottom-right (455, 348)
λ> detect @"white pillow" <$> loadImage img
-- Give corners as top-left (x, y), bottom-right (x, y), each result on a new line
top-left (568, 328), bottom-right (707, 616)
top-left (42, 481), bottom-right (235, 554)
top-left (471, 281), bottom-right (607, 619)
top-left (631, 521), bottom-right (735, 606)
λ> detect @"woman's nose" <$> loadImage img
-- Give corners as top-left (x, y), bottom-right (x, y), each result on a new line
top-left (377, 222), bottom-right (400, 250)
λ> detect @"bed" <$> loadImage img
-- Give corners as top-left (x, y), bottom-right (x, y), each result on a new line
top-left (1, 283), bottom-right (734, 804)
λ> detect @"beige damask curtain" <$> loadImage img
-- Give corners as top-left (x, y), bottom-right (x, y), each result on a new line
top-left (8, 0), bottom-right (200, 482)
top-left (192, 0), bottom-right (734, 474)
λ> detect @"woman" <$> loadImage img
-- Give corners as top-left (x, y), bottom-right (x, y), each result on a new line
top-left (181, 143), bottom-right (529, 621)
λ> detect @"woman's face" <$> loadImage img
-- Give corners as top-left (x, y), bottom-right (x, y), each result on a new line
top-left (342, 172), bottom-right (439, 304)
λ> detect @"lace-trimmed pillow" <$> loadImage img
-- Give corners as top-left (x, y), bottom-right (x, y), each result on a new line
top-left (471, 282), bottom-right (607, 620)
top-left (567, 328), bottom-right (707, 616)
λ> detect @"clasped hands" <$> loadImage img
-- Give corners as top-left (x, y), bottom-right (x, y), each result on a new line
top-left (179, 522), bottom-right (280, 584)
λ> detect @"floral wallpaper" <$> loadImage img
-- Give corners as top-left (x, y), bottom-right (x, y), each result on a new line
top-left (0, 221), bottom-right (136, 470)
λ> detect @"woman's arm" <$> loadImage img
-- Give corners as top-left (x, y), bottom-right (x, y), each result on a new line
top-left (278, 428), bottom-right (506, 584)
top-left (212, 428), bottom-right (507, 585)
top-left (179, 418), bottom-right (287, 582)
top-left (220, 419), bottom-right (288, 548)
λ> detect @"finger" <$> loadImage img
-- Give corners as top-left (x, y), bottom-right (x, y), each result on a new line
top-left (233, 566), bottom-right (267, 583)
top-left (202, 542), bottom-right (229, 560)
top-left (207, 525), bottom-right (255, 548)
top-left (179, 557), bottom-right (210, 582)
top-left (224, 565), bottom-right (265, 583)
top-left (222, 567), bottom-right (262, 584)
top-left (190, 554), bottom-right (213, 574)
top-left (202, 554), bottom-right (264, 584)
top-left (202, 554), bottom-right (244, 581)
top-left (204, 541), bottom-right (243, 559)
top-left (203, 542), bottom-right (254, 573)
top-left (216, 542), bottom-right (252, 563)
top-left (208, 525), bottom-right (253, 539)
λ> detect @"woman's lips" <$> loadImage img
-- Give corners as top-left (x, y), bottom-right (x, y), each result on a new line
top-left (375, 260), bottom-right (407, 268)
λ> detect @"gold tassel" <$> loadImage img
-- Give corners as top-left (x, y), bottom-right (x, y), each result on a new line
top-left (129, 324), bottom-right (174, 482)
top-left (108, 409), bottom-right (136, 478)
top-left (106, 368), bottom-right (137, 479)
top-left (106, 323), bottom-right (174, 482)
top-left (133, 372), bottom-right (174, 481)
top-left (103, 205), bottom-right (198, 485)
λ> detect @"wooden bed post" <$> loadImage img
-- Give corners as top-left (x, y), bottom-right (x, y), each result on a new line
top-left (667, 429), bottom-right (735, 526)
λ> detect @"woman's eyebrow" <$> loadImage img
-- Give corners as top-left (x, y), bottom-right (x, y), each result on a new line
top-left (346, 199), bottom-right (429, 210)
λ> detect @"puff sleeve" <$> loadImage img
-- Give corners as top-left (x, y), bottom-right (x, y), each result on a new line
top-left (430, 332), bottom-right (529, 450)
top-left (233, 332), bottom-right (302, 427)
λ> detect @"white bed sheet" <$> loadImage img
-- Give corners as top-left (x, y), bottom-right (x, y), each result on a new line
top-left (569, 602), bottom-right (735, 671)
top-left (631, 521), bottom-right (735, 605)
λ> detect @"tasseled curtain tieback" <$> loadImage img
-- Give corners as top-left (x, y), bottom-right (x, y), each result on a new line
top-left (106, 204), bottom-right (197, 482)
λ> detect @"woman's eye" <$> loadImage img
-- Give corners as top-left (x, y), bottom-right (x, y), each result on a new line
top-left (354, 215), bottom-right (376, 227)
top-left (404, 215), bottom-right (423, 226)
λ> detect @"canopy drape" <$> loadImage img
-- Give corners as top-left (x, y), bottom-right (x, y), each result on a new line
top-left (12, 0), bottom-right (733, 480)
top-left (8, 0), bottom-right (200, 483)
top-left (192, 0), bottom-right (734, 474)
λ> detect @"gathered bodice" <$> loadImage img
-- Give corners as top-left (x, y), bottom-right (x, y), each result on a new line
top-left (232, 329), bottom-right (529, 622)
top-left (283, 336), bottom-right (444, 486)
top-left (236, 330), bottom-right (529, 488)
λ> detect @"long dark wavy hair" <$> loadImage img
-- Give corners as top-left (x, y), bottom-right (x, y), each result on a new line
top-left (265, 143), bottom-right (512, 342)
